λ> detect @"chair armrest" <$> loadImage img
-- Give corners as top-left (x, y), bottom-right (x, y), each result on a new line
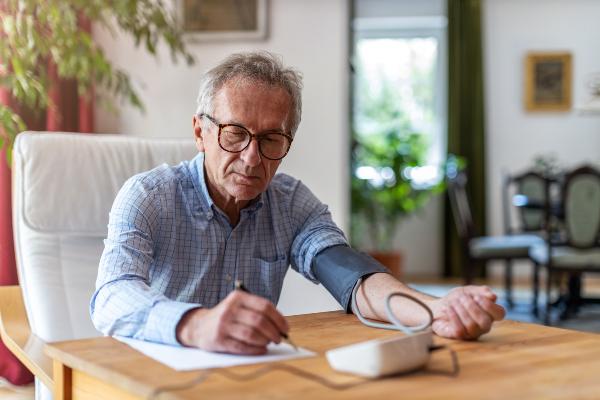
top-left (0, 285), bottom-right (53, 388)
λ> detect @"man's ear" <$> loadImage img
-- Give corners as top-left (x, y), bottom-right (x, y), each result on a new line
top-left (192, 114), bottom-right (205, 152)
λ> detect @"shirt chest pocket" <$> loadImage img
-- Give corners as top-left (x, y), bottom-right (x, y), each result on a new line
top-left (250, 255), bottom-right (288, 278)
top-left (241, 255), bottom-right (289, 304)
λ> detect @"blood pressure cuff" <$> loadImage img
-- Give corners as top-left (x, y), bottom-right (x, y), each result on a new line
top-left (312, 245), bottom-right (389, 313)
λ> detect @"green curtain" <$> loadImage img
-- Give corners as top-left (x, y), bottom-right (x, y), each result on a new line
top-left (444, 0), bottom-right (487, 278)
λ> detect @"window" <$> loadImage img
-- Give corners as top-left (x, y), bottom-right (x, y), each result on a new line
top-left (352, 17), bottom-right (447, 187)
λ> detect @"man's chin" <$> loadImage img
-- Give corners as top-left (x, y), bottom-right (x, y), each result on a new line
top-left (227, 185), bottom-right (264, 202)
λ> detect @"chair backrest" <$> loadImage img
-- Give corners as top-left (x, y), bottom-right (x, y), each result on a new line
top-left (446, 168), bottom-right (475, 244)
top-left (561, 165), bottom-right (600, 249)
top-left (502, 170), bottom-right (550, 234)
top-left (12, 132), bottom-right (198, 342)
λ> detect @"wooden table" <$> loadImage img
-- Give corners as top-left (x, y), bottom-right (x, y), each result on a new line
top-left (46, 311), bottom-right (600, 400)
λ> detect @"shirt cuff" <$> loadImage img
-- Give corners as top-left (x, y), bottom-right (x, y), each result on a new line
top-left (143, 300), bottom-right (202, 346)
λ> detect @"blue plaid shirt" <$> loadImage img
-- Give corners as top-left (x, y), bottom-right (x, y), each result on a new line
top-left (90, 153), bottom-right (347, 346)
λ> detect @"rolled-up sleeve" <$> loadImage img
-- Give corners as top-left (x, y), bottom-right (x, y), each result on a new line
top-left (289, 181), bottom-right (348, 282)
top-left (287, 181), bottom-right (388, 311)
top-left (90, 177), bottom-right (201, 346)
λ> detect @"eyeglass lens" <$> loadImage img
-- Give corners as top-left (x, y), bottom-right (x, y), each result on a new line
top-left (220, 125), bottom-right (290, 160)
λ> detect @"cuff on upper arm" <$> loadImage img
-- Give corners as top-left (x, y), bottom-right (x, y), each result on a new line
top-left (312, 245), bottom-right (390, 313)
top-left (144, 300), bottom-right (202, 346)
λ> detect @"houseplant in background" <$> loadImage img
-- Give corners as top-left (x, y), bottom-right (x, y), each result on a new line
top-left (0, 0), bottom-right (195, 160)
top-left (350, 129), bottom-right (444, 279)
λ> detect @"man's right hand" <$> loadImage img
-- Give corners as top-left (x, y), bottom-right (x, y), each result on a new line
top-left (176, 290), bottom-right (289, 355)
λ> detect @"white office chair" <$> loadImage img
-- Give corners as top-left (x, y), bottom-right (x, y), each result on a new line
top-left (2, 131), bottom-right (197, 399)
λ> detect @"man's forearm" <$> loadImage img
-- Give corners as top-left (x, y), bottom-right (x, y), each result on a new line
top-left (354, 272), bottom-right (438, 327)
top-left (91, 279), bottom-right (200, 345)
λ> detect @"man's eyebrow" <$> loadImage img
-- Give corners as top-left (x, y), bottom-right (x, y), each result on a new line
top-left (225, 120), bottom-right (286, 133)
top-left (260, 128), bottom-right (286, 134)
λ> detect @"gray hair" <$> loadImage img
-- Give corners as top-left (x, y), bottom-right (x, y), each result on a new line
top-left (195, 51), bottom-right (303, 135)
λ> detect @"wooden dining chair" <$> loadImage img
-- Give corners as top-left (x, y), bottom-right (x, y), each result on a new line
top-left (502, 170), bottom-right (554, 313)
top-left (446, 168), bottom-right (545, 309)
top-left (529, 165), bottom-right (600, 325)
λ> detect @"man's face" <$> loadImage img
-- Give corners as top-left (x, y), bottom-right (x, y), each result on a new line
top-left (193, 80), bottom-right (293, 213)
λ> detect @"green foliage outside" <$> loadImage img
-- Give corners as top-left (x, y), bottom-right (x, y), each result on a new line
top-left (351, 46), bottom-right (444, 251)
top-left (351, 132), bottom-right (444, 252)
top-left (0, 0), bottom-right (194, 163)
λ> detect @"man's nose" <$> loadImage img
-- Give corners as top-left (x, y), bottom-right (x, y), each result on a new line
top-left (240, 138), bottom-right (262, 167)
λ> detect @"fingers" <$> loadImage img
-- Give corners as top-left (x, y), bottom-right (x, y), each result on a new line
top-left (432, 285), bottom-right (506, 340)
top-left (474, 294), bottom-right (506, 321)
top-left (461, 286), bottom-right (505, 320)
top-left (219, 291), bottom-right (287, 351)
top-left (218, 336), bottom-right (268, 355)
top-left (184, 290), bottom-right (289, 354)
top-left (460, 286), bottom-right (506, 321)
top-left (444, 305), bottom-right (468, 338)
top-left (235, 291), bottom-right (289, 335)
top-left (233, 308), bottom-right (282, 344)
top-left (228, 321), bottom-right (272, 347)
top-left (464, 285), bottom-right (497, 302)
top-left (452, 296), bottom-right (492, 338)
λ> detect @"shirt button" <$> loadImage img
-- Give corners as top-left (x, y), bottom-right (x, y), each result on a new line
top-left (225, 274), bottom-right (232, 282)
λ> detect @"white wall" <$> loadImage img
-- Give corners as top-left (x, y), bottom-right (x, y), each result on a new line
top-left (484, 0), bottom-right (600, 277)
top-left (94, 0), bottom-right (350, 314)
top-left (390, 196), bottom-right (443, 278)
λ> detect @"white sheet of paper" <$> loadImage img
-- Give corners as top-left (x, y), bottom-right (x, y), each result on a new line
top-left (115, 336), bottom-right (315, 371)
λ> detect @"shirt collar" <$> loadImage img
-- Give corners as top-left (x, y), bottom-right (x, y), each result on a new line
top-left (191, 153), bottom-right (264, 220)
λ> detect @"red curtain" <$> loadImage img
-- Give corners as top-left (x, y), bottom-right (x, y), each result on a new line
top-left (0, 18), bottom-right (94, 386)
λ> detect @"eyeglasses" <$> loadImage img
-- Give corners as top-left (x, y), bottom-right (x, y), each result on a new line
top-left (199, 114), bottom-right (293, 161)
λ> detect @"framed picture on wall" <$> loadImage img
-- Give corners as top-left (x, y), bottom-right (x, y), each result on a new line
top-left (524, 52), bottom-right (572, 112)
top-left (177, 0), bottom-right (268, 42)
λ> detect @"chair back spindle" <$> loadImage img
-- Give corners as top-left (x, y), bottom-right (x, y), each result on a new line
top-left (447, 170), bottom-right (475, 243)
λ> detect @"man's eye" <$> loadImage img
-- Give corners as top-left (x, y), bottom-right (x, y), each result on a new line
top-left (263, 135), bottom-right (285, 144)
top-left (224, 129), bottom-right (247, 137)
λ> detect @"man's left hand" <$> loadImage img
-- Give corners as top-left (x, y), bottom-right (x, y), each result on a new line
top-left (430, 285), bottom-right (506, 340)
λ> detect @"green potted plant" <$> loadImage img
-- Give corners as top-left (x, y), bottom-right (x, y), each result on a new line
top-left (350, 129), bottom-right (444, 278)
top-left (0, 4), bottom-right (195, 382)
top-left (0, 0), bottom-right (194, 159)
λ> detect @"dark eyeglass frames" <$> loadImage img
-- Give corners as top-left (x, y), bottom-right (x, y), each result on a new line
top-left (199, 114), bottom-right (293, 161)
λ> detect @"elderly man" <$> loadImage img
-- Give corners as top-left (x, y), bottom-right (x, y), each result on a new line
top-left (91, 51), bottom-right (504, 355)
